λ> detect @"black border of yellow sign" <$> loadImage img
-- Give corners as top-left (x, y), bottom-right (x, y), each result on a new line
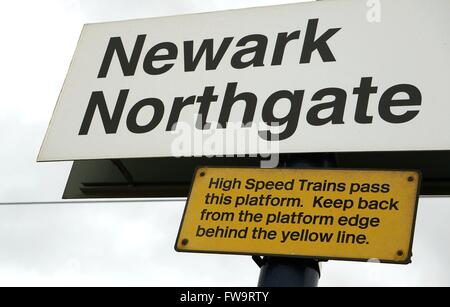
top-left (175, 167), bottom-right (421, 264)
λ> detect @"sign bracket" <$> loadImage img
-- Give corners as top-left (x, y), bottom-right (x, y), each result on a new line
top-left (256, 153), bottom-right (335, 287)
top-left (110, 159), bottom-right (135, 185)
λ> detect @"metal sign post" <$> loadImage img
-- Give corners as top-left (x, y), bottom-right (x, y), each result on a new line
top-left (256, 153), bottom-right (335, 287)
top-left (257, 257), bottom-right (320, 287)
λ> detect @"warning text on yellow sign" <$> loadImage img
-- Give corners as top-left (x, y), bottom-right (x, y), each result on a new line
top-left (176, 168), bottom-right (420, 264)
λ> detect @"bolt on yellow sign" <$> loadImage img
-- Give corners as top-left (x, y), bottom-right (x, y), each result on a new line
top-left (176, 167), bottom-right (421, 264)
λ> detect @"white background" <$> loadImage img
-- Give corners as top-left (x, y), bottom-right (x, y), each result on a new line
top-left (0, 0), bottom-right (450, 286)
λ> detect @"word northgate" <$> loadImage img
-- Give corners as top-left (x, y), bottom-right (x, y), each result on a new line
top-left (79, 19), bottom-right (423, 141)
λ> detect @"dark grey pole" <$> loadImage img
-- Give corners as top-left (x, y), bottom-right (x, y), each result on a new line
top-left (258, 257), bottom-right (321, 287)
top-left (257, 153), bottom-right (336, 287)
top-left (257, 0), bottom-right (336, 287)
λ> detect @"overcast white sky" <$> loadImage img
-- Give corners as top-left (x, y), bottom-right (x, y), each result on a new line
top-left (0, 0), bottom-right (449, 287)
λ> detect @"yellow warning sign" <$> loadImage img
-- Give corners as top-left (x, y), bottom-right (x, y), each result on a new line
top-left (176, 167), bottom-right (420, 264)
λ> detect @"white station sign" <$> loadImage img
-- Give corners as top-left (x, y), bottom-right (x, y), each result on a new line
top-left (38, 0), bottom-right (450, 161)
